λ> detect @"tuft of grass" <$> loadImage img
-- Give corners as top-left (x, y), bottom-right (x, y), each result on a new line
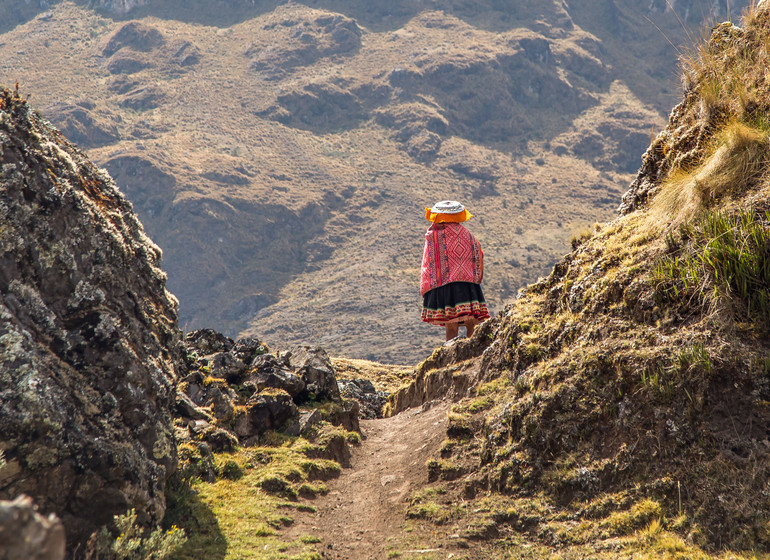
top-left (601, 499), bottom-right (663, 537)
top-left (570, 224), bottom-right (595, 250)
top-left (653, 207), bottom-right (770, 328)
top-left (298, 535), bottom-right (322, 544)
top-left (297, 482), bottom-right (328, 498)
top-left (406, 487), bottom-right (460, 525)
top-left (216, 458), bottom-right (243, 481)
top-left (466, 395), bottom-right (494, 413)
top-left (426, 458), bottom-right (465, 482)
top-left (202, 375), bottom-right (226, 387)
top-left (674, 343), bottom-right (711, 376)
top-left (476, 376), bottom-right (510, 397)
top-left (345, 431), bottom-right (362, 445)
top-left (446, 411), bottom-right (473, 439)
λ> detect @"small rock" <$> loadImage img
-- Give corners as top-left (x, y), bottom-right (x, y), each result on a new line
top-left (0, 495), bottom-right (65, 560)
top-left (250, 354), bottom-right (306, 398)
top-left (299, 409), bottom-right (323, 435)
top-left (232, 390), bottom-right (299, 441)
top-left (186, 329), bottom-right (234, 355)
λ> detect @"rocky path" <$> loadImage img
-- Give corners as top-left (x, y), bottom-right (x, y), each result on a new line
top-left (288, 403), bottom-right (450, 559)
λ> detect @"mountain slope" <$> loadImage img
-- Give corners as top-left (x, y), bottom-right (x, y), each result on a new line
top-left (380, 3), bottom-right (770, 556)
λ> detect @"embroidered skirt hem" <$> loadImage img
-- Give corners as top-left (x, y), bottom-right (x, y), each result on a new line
top-left (421, 281), bottom-right (490, 326)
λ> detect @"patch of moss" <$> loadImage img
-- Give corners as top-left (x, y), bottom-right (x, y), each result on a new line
top-left (426, 459), bottom-right (465, 482)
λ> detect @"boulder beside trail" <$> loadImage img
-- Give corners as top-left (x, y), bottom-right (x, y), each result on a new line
top-left (285, 345), bottom-right (342, 402)
top-left (0, 88), bottom-right (182, 551)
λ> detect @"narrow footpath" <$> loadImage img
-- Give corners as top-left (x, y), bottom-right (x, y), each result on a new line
top-left (288, 403), bottom-right (450, 559)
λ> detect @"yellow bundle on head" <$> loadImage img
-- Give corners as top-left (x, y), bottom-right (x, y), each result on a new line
top-left (425, 200), bottom-right (473, 223)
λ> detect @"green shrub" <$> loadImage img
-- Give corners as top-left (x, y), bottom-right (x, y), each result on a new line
top-left (86, 509), bottom-right (186, 560)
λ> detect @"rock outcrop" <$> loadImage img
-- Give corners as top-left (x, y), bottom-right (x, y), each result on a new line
top-left (176, 330), bottom-right (360, 452)
top-left (0, 88), bottom-right (182, 550)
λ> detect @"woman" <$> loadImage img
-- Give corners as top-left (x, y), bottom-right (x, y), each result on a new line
top-left (420, 200), bottom-right (490, 341)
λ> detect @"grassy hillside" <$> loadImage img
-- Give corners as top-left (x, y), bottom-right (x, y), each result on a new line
top-left (380, 3), bottom-right (770, 557)
top-left (0, 0), bottom-right (744, 363)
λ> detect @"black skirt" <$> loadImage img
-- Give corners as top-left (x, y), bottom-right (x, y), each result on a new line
top-left (421, 281), bottom-right (490, 325)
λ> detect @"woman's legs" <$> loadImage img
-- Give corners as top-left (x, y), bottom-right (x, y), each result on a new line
top-left (446, 317), bottom-right (480, 341)
top-left (445, 322), bottom-right (459, 341)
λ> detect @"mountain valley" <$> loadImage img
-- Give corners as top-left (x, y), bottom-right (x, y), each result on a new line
top-left (0, 0), bottom-right (745, 362)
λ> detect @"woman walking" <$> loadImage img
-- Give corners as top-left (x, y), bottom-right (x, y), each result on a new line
top-left (420, 200), bottom-right (490, 341)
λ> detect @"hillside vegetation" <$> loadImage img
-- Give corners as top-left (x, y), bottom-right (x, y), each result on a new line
top-left (0, 0), bottom-right (746, 362)
top-left (378, 3), bottom-right (770, 557)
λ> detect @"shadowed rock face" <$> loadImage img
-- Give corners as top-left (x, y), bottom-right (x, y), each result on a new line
top-left (0, 89), bottom-right (183, 551)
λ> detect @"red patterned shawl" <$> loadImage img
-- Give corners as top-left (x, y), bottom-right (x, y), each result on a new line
top-left (420, 222), bottom-right (484, 296)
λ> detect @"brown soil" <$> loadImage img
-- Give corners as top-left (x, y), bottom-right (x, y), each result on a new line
top-left (287, 403), bottom-right (450, 559)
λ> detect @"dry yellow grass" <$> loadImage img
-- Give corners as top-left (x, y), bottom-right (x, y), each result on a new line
top-left (649, 121), bottom-right (770, 229)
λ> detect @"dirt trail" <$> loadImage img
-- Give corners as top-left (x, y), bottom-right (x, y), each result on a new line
top-left (288, 403), bottom-right (450, 559)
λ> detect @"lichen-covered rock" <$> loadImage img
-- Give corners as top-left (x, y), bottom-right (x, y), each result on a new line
top-left (233, 390), bottom-right (300, 444)
top-left (249, 354), bottom-right (306, 398)
top-left (338, 378), bottom-right (389, 419)
top-left (0, 89), bottom-right (182, 551)
top-left (286, 345), bottom-right (341, 402)
top-left (325, 399), bottom-right (360, 433)
top-left (185, 328), bottom-right (234, 356)
top-left (0, 495), bottom-right (65, 560)
top-left (177, 331), bottom-right (356, 447)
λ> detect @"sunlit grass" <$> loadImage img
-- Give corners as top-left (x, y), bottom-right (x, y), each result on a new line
top-left (165, 436), bottom-right (349, 560)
